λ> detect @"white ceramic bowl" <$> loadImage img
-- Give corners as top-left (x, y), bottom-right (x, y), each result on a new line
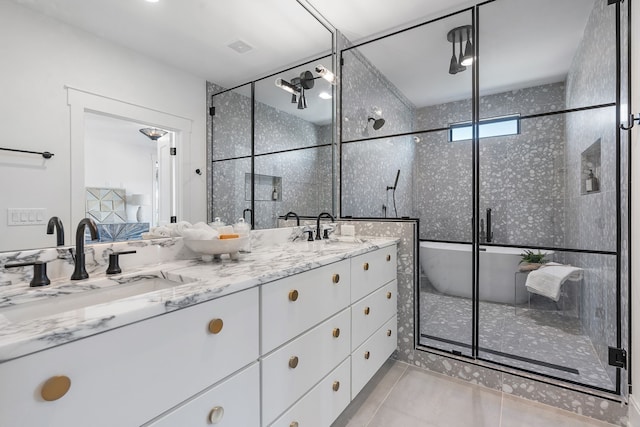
top-left (183, 236), bottom-right (249, 260)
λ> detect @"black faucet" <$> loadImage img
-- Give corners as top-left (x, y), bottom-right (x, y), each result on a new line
top-left (71, 218), bottom-right (100, 280)
top-left (486, 208), bottom-right (493, 243)
top-left (46, 216), bottom-right (65, 246)
top-left (315, 212), bottom-right (335, 240)
top-left (284, 211), bottom-right (300, 226)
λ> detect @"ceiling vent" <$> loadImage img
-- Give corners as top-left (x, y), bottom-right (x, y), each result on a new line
top-left (227, 40), bottom-right (253, 54)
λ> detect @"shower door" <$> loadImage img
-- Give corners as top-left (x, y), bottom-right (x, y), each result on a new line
top-left (476, 0), bottom-right (624, 394)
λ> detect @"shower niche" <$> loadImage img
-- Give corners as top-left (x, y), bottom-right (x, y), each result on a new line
top-left (580, 138), bottom-right (601, 195)
top-left (246, 173), bottom-right (282, 202)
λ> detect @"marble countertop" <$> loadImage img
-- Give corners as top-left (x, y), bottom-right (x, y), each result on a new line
top-left (0, 237), bottom-right (397, 363)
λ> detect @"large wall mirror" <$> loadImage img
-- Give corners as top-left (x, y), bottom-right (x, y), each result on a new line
top-left (1, 0), bottom-right (334, 251)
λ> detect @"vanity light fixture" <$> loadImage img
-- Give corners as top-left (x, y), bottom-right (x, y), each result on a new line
top-left (447, 25), bottom-right (473, 74)
top-left (139, 128), bottom-right (168, 141)
top-left (315, 64), bottom-right (337, 85)
top-left (275, 70), bottom-right (315, 110)
top-left (275, 78), bottom-right (299, 95)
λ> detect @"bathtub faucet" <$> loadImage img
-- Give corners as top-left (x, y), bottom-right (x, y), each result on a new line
top-left (486, 208), bottom-right (493, 243)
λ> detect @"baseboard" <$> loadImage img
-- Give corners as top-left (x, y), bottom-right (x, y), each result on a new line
top-left (629, 395), bottom-right (640, 427)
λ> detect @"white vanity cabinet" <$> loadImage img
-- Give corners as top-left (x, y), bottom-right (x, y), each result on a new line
top-left (261, 244), bottom-right (398, 427)
top-left (0, 287), bottom-right (259, 427)
top-left (144, 362), bottom-right (260, 427)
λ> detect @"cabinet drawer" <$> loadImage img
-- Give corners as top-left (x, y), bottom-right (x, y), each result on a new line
top-left (271, 357), bottom-right (351, 427)
top-left (262, 308), bottom-right (351, 426)
top-left (352, 280), bottom-right (397, 350)
top-left (351, 315), bottom-right (397, 399)
top-left (0, 288), bottom-right (259, 427)
top-left (144, 363), bottom-right (259, 426)
top-left (261, 260), bottom-right (350, 354)
top-left (350, 245), bottom-right (397, 303)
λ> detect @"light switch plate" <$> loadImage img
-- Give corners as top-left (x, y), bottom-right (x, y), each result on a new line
top-left (7, 208), bottom-right (47, 226)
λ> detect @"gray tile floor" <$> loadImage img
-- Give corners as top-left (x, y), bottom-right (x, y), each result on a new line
top-left (419, 282), bottom-right (615, 391)
top-left (332, 360), bottom-right (615, 427)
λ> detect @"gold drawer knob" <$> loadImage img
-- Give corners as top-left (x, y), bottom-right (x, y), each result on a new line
top-left (364, 307), bottom-right (370, 315)
top-left (208, 318), bottom-right (224, 334)
top-left (364, 351), bottom-right (370, 360)
top-left (332, 381), bottom-right (340, 392)
top-left (288, 289), bottom-right (299, 302)
top-left (332, 273), bottom-right (340, 284)
top-left (290, 422), bottom-right (299, 427)
top-left (289, 356), bottom-right (299, 369)
top-left (41, 375), bottom-right (71, 401)
top-left (208, 406), bottom-right (225, 423)
top-left (387, 329), bottom-right (392, 337)
top-left (386, 254), bottom-right (391, 262)
top-left (333, 328), bottom-right (340, 338)
top-left (386, 291), bottom-right (392, 299)
top-left (363, 262), bottom-right (369, 271)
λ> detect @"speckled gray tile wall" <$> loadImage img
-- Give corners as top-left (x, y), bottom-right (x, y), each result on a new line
top-left (564, 0), bottom-right (620, 389)
top-left (340, 48), bottom-right (415, 218)
top-left (414, 83), bottom-right (567, 245)
top-left (207, 82), bottom-right (333, 227)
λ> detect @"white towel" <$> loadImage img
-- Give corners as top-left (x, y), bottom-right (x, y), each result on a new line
top-left (181, 227), bottom-right (219, 240)
top-left (525, 262), bottom-right (583, 302)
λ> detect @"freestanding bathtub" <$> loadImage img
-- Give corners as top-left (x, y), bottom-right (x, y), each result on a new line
top-left (419, 241), bottom-right (552, 304)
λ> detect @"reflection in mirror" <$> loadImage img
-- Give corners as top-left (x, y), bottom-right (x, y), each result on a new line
top-left (84, 113), bottom-right (174, 241)
top-left (208, 55), bottom-right (336, 229)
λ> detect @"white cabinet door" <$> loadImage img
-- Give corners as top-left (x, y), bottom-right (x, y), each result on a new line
top-left (351, 280), bottom-right (397, 351)
top-left (261, 260), bottom-right (350, 354)
top-left (144, 363), bottom-right (260, 427)
top-left (350, 246), bottom-right (397, 303)
top-left (0, 288), bottom-right (259, 427)
top-left (270, 357), bottom-right (351, 427)
top-left (351, 315), bottom-right (397, 398)
top-left (261, 308), bottom-right (351, 426)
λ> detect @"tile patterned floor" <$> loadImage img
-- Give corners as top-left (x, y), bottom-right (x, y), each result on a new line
top-left (419, 284), bottom-right (615, 391)
top-left (332, 360), bottom-right (616, 427)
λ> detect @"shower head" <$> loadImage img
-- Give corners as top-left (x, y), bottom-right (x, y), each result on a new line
top-left (368, 117), bottom-right (385, 130)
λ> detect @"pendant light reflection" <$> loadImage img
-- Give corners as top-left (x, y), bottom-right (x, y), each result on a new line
top-left (139, 128), bottom-right (168, 141)
top-left (447, 25), bottom-right (473, 75)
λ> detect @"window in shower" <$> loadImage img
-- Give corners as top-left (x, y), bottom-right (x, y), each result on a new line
top-left (448, 114), bottom-right (520, 142)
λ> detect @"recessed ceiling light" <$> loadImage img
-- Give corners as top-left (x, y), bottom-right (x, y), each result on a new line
top-left (318, 91), bottom-right (332, 100)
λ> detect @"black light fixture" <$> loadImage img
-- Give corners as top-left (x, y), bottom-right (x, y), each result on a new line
top-left (447, 25), bottom-right (473, 75)
top-left (275, 67), bottom-right (332, 110)
top-left (139, 128), bottom-right (168, 141)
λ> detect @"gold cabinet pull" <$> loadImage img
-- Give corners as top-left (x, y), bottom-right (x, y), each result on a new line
top-left (364, 307), bottom-right (370, 315)
top-left (208, 318), bottom-right (224, 334)
top-left (208, 406), bottom-right (225, 424)
top-left (386, 254), bottom-right (391, 262)
top-left (41, 375), bottom-right (71, 401)
top-left (386, 291), bottom-right (392, 299)
top-left (332, 381), bottom-right (340, 392)
top-left (332, 273), bottom-right (340, 284)
top-left (290, 422), bottom-right (299, 427)
top-left (289, 356), bottom-right (299, 369)
top-left (363, 262), bottom-right (369, 271)
top-left (288, 289), bottom-right (299, 302)
top-left (364, 351), bottom-right (370, 360)
top-left (332, 328), bottom-right (340, 338)
top-left (387, 329), bottom-right (392, 337)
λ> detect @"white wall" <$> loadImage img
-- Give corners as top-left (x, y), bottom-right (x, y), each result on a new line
top-left (0, 1), bottom-right (206, 251)
top-left (630, 1), bottom-right (640, 424)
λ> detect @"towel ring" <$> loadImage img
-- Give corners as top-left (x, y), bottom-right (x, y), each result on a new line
top-left (620, 113), bottom-right (640, 130)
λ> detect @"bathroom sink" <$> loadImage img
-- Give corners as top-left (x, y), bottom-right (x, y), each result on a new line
top-left (0, 275), bottom-right (190, 323)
